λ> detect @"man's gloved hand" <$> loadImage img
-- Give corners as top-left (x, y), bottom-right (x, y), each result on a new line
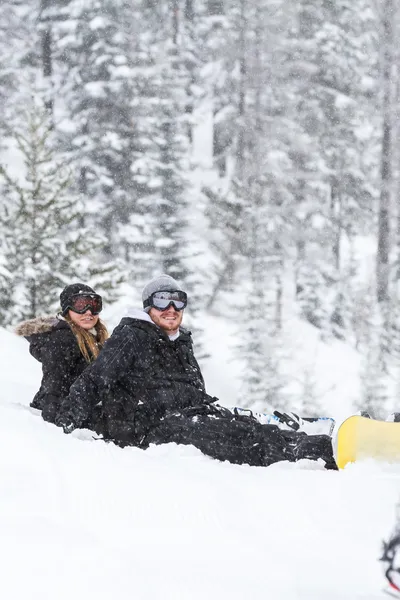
top-left (62, 422), bottom-right (76, 435)
top-left (54, 412), bottom-right (76, 434)
top-left (203, 393), bottom-right (220, 405)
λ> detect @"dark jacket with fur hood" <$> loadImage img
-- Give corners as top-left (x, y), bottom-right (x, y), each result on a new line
top-left (15, 316), bottom-right (91, 424)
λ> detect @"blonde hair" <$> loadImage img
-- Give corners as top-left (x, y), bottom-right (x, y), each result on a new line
top-left (65, 315), bottom-right (109, 363)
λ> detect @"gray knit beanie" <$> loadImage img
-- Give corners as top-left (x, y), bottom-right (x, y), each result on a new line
top-left (142, 274), bottom-right (183, 313)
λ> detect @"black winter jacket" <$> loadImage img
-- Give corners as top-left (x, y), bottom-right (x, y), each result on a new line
top-left (15, 316), bottom-right (91, 424)
top-left (58, 315), bottom-right (208, 445)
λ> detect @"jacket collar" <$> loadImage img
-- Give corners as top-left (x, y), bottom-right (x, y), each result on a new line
top-left (121, 311), bottom-right (192, 342)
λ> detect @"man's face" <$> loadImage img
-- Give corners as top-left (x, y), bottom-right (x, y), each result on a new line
top-left (149, 304), bottom-right (183, 336)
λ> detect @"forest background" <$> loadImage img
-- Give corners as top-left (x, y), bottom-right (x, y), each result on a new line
top-left (0, 0), bottom-right (398, 418)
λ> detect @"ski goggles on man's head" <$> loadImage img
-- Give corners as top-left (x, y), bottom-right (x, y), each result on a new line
top-left (144, 290), bottom-right (187, 312)
top-left (67, 293), bottom-right (103, 315)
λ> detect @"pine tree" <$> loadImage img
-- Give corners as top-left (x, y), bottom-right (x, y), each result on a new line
top-left (296, 262), bottom-right (331, 335)
top-left (296, 367), bottom-right (322, 419)
top-left (153, 46), bottom-right (190, 281)
top-left (0, 0), bottom-right (37, 132)
top-left (290, 0), bottom-right (380, 336)
top-left (201, 2), bottom-right (247, 304)
top-left (238, 278), bottom-right (287, 412)
top-left (0, 258), bottom-right (13, 327)
top-left (55, 0), bottom-right (142, 256)
top-left (0, 100), bottom-right (122, 325)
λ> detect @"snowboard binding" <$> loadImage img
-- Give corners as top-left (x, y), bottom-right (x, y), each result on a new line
top-left (381, 534), bottom-right (400, 595)
top-left (273, 410), bottom-right (303, 431)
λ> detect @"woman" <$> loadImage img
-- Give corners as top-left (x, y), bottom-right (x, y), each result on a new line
top-left (15, 283), bottom-right (108, 426)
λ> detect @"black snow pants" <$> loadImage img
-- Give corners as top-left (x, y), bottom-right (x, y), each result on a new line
top-left (144, 405), bottom-right (337, 470)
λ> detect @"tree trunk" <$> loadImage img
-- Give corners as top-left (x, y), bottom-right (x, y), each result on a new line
top-left (79, 162), bottom-right (87, 230)
top-left (183, 0), bottom-right (195, 143)
top-left (330, 179), bottom-right (342, 272)
top-left (207, 0), bottom-right (224, 15)
top-left (275, 253), bottom-right (284, 331)
top-left (295, 238), bottom-right (306, 297)
top-left (395, 24), bottom-right (400, 283)
top-left (184, 0), bottom-right (194, 21)
top-left (236, 0), bottom-right (246, 181)
top-left (172, 0), bottom-right (179, 45)
top-left (39, 0), bottom-right (53, 115)
top-left (377, 0), bottom-right (394, 303)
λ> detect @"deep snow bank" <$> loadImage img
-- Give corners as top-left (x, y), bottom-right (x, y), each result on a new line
top-left (0, 326), bottom-right (398, 600)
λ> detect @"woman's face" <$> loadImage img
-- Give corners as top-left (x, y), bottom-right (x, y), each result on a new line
top-left (68, 309), bottom-right (99, 330)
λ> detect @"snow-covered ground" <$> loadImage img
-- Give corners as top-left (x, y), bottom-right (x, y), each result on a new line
top-left (1, 325), bottom-right (399, 600)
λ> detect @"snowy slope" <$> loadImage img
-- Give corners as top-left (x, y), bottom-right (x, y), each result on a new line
top-left (1, 326), bottom-right (399, 600)
top-left (199, 313), bottom-right (361, 422)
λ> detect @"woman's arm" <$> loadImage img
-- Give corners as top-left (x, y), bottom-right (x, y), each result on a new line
top-left (38, 330), bottom-right (82, 423)
top-left (57, 325), bottom-right (138, 431)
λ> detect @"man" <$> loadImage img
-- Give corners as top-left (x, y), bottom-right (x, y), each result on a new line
top-left (57, 274), bottom-right (337, 469)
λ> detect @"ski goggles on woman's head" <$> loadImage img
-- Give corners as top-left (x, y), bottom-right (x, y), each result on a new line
top-left (67, 293), bottom-right (103, 315)
top-left (144, 290), bottom-right (187, 312)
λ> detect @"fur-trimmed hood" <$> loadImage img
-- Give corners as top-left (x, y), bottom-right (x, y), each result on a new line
top-left (15, 316), bottom-right (60, 337)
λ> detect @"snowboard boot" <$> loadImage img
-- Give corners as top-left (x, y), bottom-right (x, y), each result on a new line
top-left (381, 533), bottom-right (400, 594)
top-left (296, 434), bottom-right (338, 470)
top-left (273, 410), bottom-right (303, 431)
top-left (358, 410), bottom-right (373, 419)
top-left (282, 431), bottom-right (338, 470)
top-left (386, 413), bottom-right (400, 423)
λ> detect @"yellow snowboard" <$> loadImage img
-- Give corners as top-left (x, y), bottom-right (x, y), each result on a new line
top-left (336, 416), bottom-right (400, 469)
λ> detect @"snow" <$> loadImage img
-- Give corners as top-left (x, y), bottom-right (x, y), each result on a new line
top-left (84, 81), bottom-right (107, 98)
top-left (1, 325), bottom-right (400, 599)
top-left (89, 17), bottom-right (107, 30)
